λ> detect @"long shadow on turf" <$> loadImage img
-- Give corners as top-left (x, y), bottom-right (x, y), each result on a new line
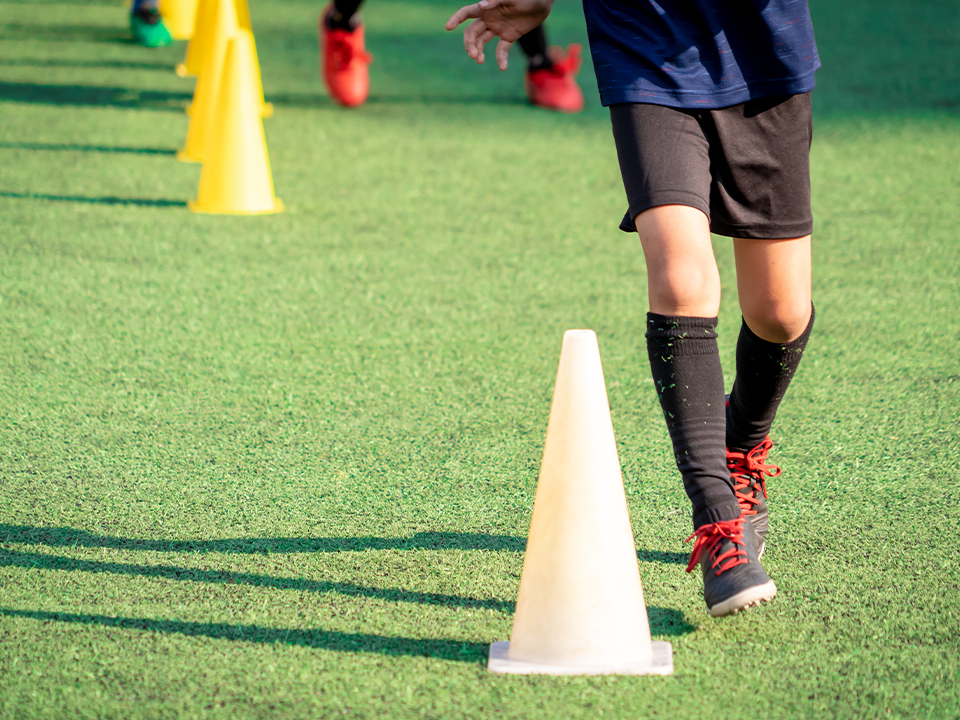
top-left (0, 82), bottom-right (190, 111)
top-left (0, 605), bottom-right (695, 656)
top-left (0, 607), bottom-right (490, 663)
top-left (0, 548), bottom-right (515, 612)
top-left (0, 525), bottom-right (689, 563)
top-left (0, 82), bottom-right (528, 111)
top-left (0, 550), bottom-right (696, 636)
top-left (0, 24), bottom-right (131, 44)
top-left (0, 525), bottom-right (527, 554)
top-left (0, 58), bottom-right (174, 71)
top-left (0, 191), bottom-right (186, 208)
top-left (0, 142), bottom-right (176, 155)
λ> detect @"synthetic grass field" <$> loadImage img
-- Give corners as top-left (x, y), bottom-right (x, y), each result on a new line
top-left (1, 0), bottom-right (959, 718)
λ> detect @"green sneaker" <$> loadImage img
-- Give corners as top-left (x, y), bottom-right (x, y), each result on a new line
top-left (130, 7), bottom-right (172, 48)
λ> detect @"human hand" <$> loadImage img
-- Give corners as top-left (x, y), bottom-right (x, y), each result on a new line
top-left (445, 0), bottom-right (554, 70)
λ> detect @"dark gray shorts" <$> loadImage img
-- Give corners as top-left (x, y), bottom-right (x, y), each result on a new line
top-left (610, 93), bottom-right (813, 239)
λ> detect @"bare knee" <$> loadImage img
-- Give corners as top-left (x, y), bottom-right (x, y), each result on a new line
top-left (636, 205), bottom-right (721, 317)
top-left (742, 300), bottom-right (812, 343)
top-left (647, 259), bottom-right (722, 317)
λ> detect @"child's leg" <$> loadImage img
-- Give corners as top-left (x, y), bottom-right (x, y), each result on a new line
top-left (518, 24), bottom-right (583, 113)
top-left (327, 0), bottom-right (364, 29)
top-left (320, 0), bottom-right (372, 107)
top-left (613, 104), bottom-right (775, 616)
top-left (517, 24), bottom-right (551, 69)
top-left (636, 205), bottom-right (740, 529)
top-left (726, 236), bottom-right (814, 453)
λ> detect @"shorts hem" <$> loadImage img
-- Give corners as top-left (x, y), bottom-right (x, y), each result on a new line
top-left (619, 192), bottom-right (710, 233)
top-left (709, 219), bottom-right (813, 240)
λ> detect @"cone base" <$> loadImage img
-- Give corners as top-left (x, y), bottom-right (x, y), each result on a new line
top-left (487, 641), bottom-right (673, 676)
top-left (176, 149), bottom-right (202, 163)
top-left (188, 198), bottom-right (284, 215)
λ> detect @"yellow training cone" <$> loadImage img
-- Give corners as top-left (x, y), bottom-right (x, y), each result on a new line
top-left (161, 0), bottom-right (199, 40)
top-left (178, 0), bottom-right (238, 163)
top-left (488, 330), bottom-right (672, 676)
top-left (176, 0), bottom-right (214, 77)
top-left (231, 0), bottom-right (273, 117)
top-left (189, 30), bottom-right (283, 215)
top-left (180, 0), bottom-right (273, 116)
top-left (234, 0), bottom-right (251, 30)
top-left (247, 30), bottom-right (274, 118)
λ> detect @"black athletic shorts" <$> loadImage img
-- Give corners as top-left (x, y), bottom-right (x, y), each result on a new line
top-left (610, 92), bottom-right (813, 239)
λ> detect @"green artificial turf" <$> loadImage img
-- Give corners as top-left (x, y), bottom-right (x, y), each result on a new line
top-left (1, 0), bottom-right (959, 718)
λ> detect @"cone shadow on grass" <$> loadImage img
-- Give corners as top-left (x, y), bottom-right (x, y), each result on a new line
top-left (0, 24), bottom-right (130, 43)
top-left (0, 58), bottom-right (174, 71)
top-left (0, 142), bottom-right (176, 156)
top-left (0, 191), bottom-right (186, 208)
top-left (0, 549), bottom-right (514, 613)
top-left (0, 82), bottom-right (525, 112)
top-left (0, 525), bottom-right (527, 554)
top-left (0, 525), bottom-right (687, 563)
top-left (0, 607), bottom-right (489, 663)
top-left (0, 82), bottom-right (191, 111)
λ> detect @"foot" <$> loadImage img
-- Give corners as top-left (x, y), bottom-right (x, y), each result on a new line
top-left (523, 44), bottom-right (584, 113)
top-left (130, 7), bottom-right (172, 48)
top-left (726, 437), bottom-right (781, 557)
top-left (320, 5), bottom-right (372, 107)
top-left (686, 516), bottom-right (776, 617)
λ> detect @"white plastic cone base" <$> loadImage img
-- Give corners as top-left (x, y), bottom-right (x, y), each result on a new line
top-left (488, 641), bottom-right (673, 676)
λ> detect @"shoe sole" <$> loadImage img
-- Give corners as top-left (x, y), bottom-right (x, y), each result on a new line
top-left (707, 580), bottom-right (777, 618)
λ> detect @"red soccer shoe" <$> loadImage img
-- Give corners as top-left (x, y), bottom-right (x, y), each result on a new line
top-left (523, 44), bottom-right (585, 113)
top-left (319, 6), bottom-right (372, 108)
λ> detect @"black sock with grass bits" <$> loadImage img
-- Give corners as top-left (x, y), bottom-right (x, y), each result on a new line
top-left (646, 313), bottom-right (740, 529)
top-left (726, 305), bottom-right (815, 452)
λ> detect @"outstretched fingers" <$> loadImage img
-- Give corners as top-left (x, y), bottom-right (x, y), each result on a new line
top-left (495, 37), bottom-right (513, 70)
top-left (447, 0), bottom-right (524, 68)
top-left (463, 19), bottom-right (496, 63)
top-left (445, 4), bottom-right (479, 30)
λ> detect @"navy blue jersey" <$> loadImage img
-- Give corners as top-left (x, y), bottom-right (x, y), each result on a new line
top-left (583, 0), bottom-right (820, 108)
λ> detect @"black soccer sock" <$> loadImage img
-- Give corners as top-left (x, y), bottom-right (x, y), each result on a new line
top-left (328, 0), bottom-right (364, 29)
top-left (517, 24), bottom-right (553, 70)
top-left (647, 313), bottom-right (741, 529)
top-left (725, 304), bottom-right (815, 452)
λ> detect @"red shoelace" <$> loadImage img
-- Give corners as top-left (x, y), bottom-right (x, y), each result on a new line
top-left (685, 517), bottom-right (748, 576)
top-left (727, 437), bottom-right (781, 516)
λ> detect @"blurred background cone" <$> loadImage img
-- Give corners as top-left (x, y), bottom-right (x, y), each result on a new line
top-left (176, 0), bottom-right (214, 77)
top-left (177, 0), bottom-right (238, 162)
top-left (161, 0), bottom-right (199, 40)
top-left (180, 0), bottom-right (272, 115)
top-left (487, 330), bottom-right (672, 676)
top-left (189, 30), bottom-right (283, 215)
top-left (235, 0), bottom-right (251, 30)
top-left (232, 0), bottom-right (273, 117)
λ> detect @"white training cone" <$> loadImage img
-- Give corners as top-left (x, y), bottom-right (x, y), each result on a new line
top-left (488, 329), bottom-right (672, 675)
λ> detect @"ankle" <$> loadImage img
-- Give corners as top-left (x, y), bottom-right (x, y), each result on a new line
top-left (326, 10), bottom-right (359, 31)
top-left (527, 53), bottom-right (553, 72)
